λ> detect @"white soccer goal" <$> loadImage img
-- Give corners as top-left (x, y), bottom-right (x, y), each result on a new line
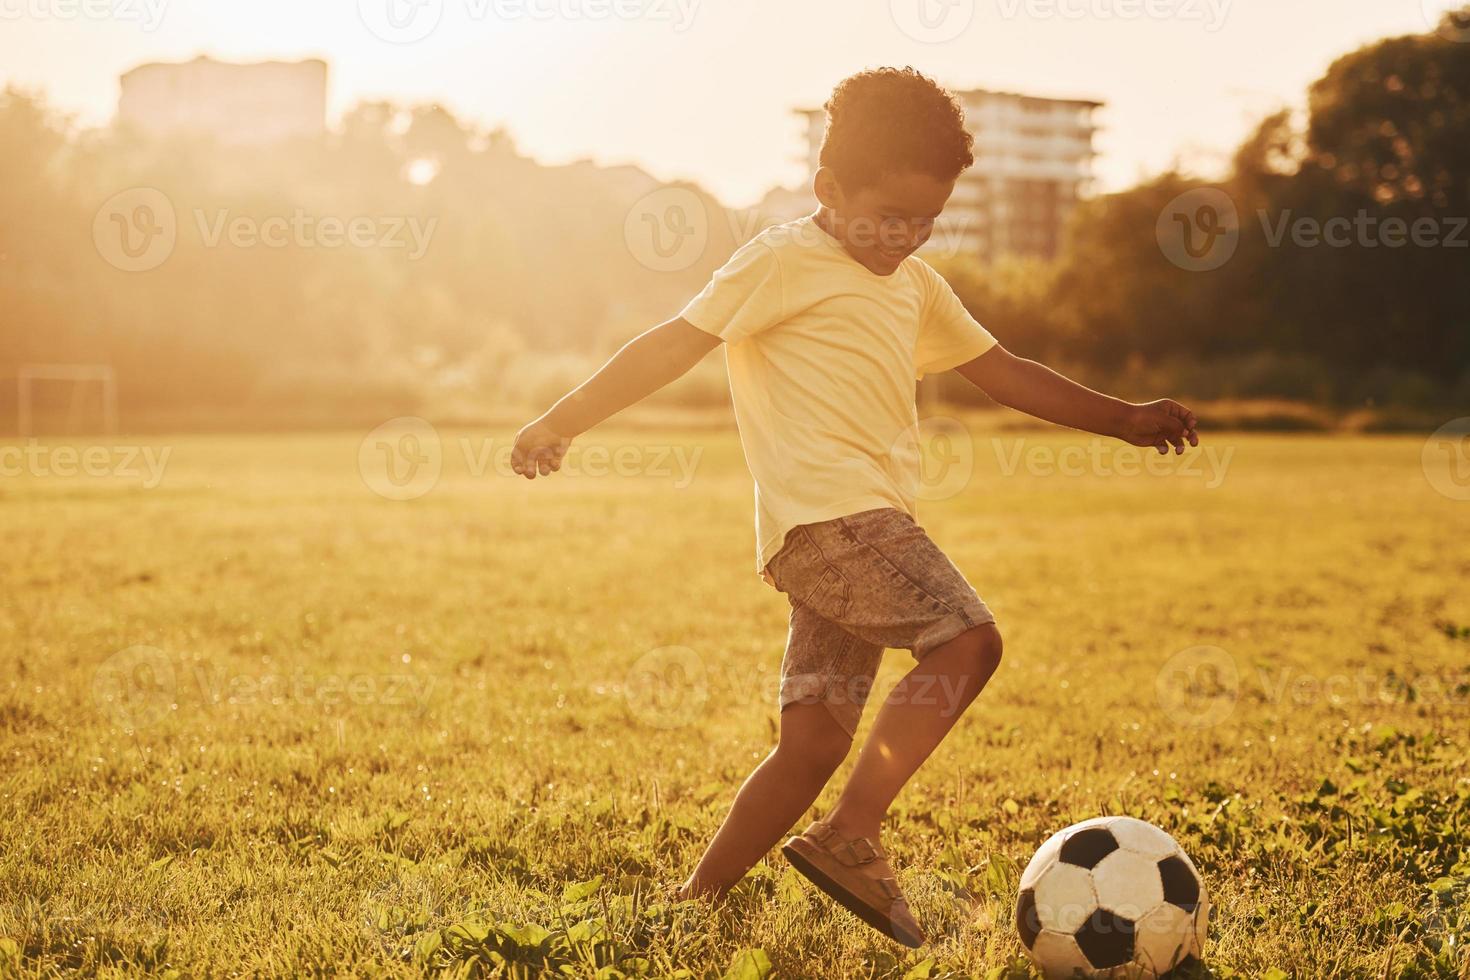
top-left (16, 364), bottom-right (118, 437)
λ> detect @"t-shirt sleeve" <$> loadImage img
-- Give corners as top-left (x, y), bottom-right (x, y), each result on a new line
top-left (678, 238), bottom-right (785, 345)
top-left (914, 264), bottom-right (997, 378)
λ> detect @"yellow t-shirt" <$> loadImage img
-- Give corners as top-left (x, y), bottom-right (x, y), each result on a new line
top-left (680, 215), bottom-right (998, 574)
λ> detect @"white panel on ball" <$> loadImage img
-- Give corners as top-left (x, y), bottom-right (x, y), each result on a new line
top-left (1030, 930), bottom-right (1093, 980)
top-left (1135, 902), bottom-right (1199, 973)
top-left (1018, 816), bottom-right (1209, 979)
top-left (1106, 816), bottom-right (1181, 859)
top-left (1032, 863), bottom-right (1097, 933)
top-left (1020, 829), bottom-right (1067, 890)
top-left (1092, 848), bottom-right (1166, 916)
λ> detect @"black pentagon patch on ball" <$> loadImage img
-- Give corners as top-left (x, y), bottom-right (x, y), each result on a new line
top-left (1058, 826), bottom-right (1119, 869)
top-left (1015, 888), bottom-right (1041, 949)
top-left (1075, 907), bottom-right (1135, 969)
top-left (1158, 855), bottom-right (1201, 912)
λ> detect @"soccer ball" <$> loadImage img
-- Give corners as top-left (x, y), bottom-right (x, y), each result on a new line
top-left (1016, 816), bottom-right (1209, 978)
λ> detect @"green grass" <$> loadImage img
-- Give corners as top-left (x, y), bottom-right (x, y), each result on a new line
top-left (1, 424), bottom-right (1466, 978)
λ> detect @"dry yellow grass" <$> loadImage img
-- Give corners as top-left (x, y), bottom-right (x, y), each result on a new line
top-left (0, 422), bottom-right (1466, 977)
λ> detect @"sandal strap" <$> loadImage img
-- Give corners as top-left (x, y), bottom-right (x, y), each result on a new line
top-left (807, 822), bottom-right (840, 846)
top-left (804, 822), bottom-right (889, 867)
top-left (834, 836), bottom-right (881, 867)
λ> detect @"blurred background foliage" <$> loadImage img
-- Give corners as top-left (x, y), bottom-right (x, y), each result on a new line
top-left (2, 12), bottom-right (1467, 432)
top-left (930, 13), bottom-right (1470, 421)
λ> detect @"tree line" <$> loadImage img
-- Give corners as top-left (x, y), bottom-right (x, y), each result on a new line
top-left (1, 13), bottom-right (1466, 432)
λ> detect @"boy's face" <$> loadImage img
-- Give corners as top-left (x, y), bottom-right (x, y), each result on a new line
top-left (814, 168), bottom-right (956, 276)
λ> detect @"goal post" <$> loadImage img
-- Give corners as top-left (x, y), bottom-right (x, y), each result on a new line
top-left (16, 364), bottom-right (118, 437)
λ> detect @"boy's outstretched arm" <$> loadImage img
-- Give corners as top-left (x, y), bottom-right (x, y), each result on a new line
top-left (956, 345), bottom-right (1199, 454)
top-left (511, 318), bottom-right (721, 479)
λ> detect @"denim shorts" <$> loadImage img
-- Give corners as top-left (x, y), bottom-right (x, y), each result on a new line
top-left (763, 507), bottom-right (996, 737)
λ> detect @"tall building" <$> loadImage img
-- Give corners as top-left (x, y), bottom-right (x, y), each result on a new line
top-left (117, 57), bottom-right (328, 145)
top-left (786, 88), bottom-right (1101, 261)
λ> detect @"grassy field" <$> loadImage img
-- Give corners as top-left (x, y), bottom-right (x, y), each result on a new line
top-left (1, 421), bottom-right (1467, 978)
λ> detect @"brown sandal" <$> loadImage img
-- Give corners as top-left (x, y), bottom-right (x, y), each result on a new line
top-left (781, 820), bottom-right (926, 947)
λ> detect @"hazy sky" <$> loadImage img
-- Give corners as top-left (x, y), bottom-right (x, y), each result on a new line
top-left (0, 0), bottom-right (1457, 206)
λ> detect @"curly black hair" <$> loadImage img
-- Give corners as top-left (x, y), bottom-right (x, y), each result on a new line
top-left (818, 67), bottom-right (974, 190)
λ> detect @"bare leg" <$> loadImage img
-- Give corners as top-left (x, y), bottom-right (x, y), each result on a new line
top-left (825, 624), bottom-right (1002, 841)
top-left (679, 702), bottom-right (852, 899)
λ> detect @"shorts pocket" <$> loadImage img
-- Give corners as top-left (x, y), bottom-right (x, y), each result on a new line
top-left (765, 529), bottom-right (816, 596)
top-left (769, 527), bottom-right (851, 621)
top-left (837, 512), bottom-right (955, 616)
top-left (804, 563), bottom-right (852, 621)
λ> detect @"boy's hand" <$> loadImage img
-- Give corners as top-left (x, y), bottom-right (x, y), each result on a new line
top-left (511, 417), bottom-right (571, 479)
top-left (1119, 399), bottom-right (1199, 454)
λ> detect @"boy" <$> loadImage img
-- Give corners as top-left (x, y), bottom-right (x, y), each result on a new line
top-left (512, 67), bottom-right (1197, 947)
